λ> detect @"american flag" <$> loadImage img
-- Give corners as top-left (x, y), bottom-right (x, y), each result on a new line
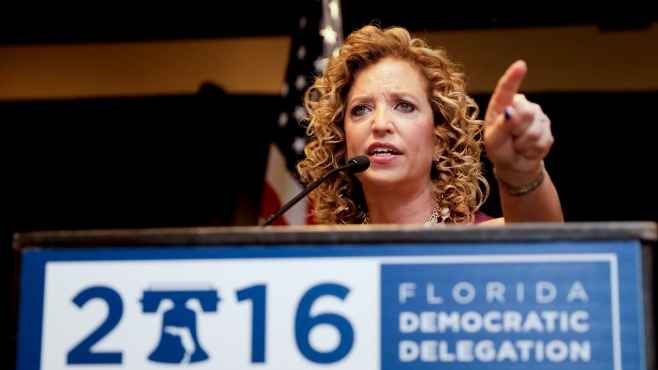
top-left (260, 0), bottom-right (343, 226)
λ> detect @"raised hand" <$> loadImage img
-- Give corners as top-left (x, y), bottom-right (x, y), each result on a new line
top-left (483, 60), bottom-right (554, 185)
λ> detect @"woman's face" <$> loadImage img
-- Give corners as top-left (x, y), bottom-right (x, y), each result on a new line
top-left (344, 58), bottom-right (440, 194)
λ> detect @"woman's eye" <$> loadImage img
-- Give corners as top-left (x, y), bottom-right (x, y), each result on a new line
top-left (396, 101), bottom-right (414, 113)
top-left (351, 104), bottom-right (369, 116)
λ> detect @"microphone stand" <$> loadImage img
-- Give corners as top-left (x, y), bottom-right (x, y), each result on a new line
top-left (260, 162), bottom-right (359, 227)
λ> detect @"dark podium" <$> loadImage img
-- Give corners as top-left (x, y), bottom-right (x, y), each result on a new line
top-left (13, 221), bottom-right (658, 370)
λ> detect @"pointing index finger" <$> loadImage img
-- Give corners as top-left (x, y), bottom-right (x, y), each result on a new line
top-left (487, 60), bottom-right (528, 121)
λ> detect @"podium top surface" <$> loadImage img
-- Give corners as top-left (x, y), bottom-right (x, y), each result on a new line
top-left (12, 221), bottom-right (658, 250)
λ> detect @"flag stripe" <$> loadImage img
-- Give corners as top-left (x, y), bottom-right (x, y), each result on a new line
top-left (262, 143), bottom-right (306, 225)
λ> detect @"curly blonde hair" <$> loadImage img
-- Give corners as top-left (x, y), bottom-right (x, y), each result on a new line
top-left (296, 23), bottom-right (489, 225)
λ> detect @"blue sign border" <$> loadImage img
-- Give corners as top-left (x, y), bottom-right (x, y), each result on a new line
top-left (16, 240), bottom-right (646, 370)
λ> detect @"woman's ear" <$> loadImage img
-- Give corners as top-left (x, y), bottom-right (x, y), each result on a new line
top-left (433, 137), bottom-right (444, 160)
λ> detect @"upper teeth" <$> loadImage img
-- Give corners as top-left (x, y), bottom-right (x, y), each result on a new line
top-left (372, 148), bottom-right (396, 156)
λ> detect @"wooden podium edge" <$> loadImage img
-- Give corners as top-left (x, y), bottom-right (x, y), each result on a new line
top-left (11, 221), bottom-right (658, 250)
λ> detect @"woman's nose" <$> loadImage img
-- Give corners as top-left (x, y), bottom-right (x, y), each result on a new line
top-left (372, 108), bottom-right (393, 133)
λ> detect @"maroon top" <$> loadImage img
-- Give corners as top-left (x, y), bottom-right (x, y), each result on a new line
top-left (474, 210), bottom-right (495, 224)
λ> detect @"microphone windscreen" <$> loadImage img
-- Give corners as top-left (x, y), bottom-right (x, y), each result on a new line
top-left (348, 155), bottom-right (370, 173)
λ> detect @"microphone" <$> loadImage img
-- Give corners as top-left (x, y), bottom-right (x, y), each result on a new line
top-left (260, 155), bottom-right (370, 227)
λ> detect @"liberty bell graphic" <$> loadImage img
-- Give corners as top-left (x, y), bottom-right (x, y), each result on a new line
top-left (141, 286), bottom-right (220, 363)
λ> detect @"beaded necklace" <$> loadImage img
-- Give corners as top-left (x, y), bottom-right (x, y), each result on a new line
top-left (361, 199), bottom-right (450, 228)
